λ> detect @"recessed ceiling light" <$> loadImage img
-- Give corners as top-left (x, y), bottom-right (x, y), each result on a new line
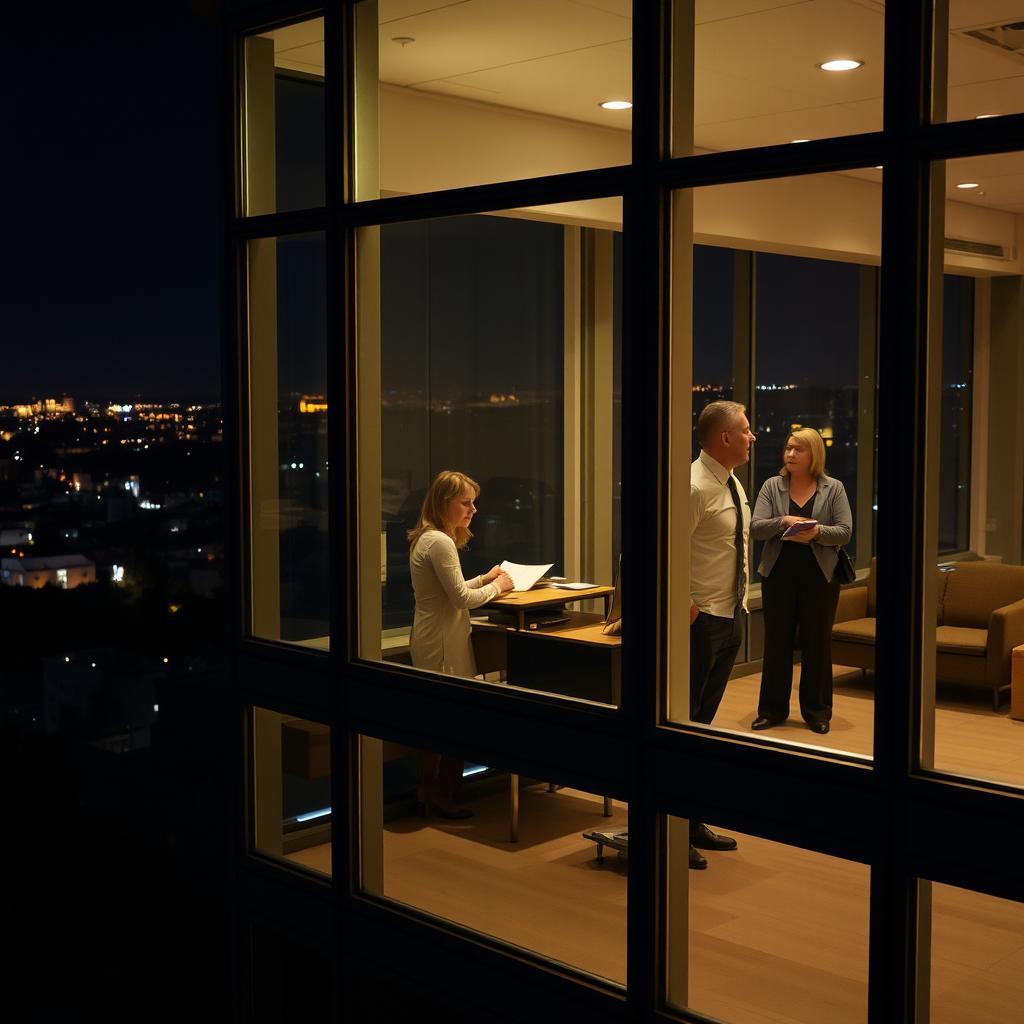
top-left (819, 59), bottom-right (864, 72)
top-left (956, 182), bottom-right (980, 189)
top-left (600, 100), bottom-right (632, 110)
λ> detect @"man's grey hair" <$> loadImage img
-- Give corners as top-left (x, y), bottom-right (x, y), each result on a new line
top-left (697, 400), bottom-right (747, 448)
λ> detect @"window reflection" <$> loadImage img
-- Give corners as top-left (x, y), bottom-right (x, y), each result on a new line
top-left (354, 0), bottom-right (632, 199)
top-left (251, 708), bottom-right (332, 878)
top-left (358, 206), bottom-right (623, 706)
top-left (923, 152), bottom-right (1024, 789)
top-left (246, 232), bottom-right (328, 646)
top-left (242, 19), bottom-right (325, 216)
top-left (928, 881), bottom-right (1024, 1022)
top-left (360, 737), bottom-right (627, 984)
top-left (666, 816), bottom-right (870, 1023)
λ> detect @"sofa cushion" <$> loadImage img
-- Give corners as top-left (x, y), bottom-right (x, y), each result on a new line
top-left (935, 625), bottom-right (987, 657)
top-left (942, 562), bottom-right (1024, 629)
top-left (832, 618), bottom-right (876, 644)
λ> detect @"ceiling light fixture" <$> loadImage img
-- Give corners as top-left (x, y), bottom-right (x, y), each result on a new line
top-left (819, 58), bottom-right (864, 72)
top-left (600, 99), bottom-right (632, 110)
top-left (956, 182), bottom-right (980, 189)
top-left (392, 36), bottom-right (415, 47)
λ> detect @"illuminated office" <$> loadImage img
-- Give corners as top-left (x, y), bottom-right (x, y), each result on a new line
top-left (228, 3), bottom-right (1024, 1020)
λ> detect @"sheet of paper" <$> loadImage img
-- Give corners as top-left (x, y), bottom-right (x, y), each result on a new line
top-left (499, 561), bottom-right (554, 591)
top-left (553, 582), bottom-right (597, 590)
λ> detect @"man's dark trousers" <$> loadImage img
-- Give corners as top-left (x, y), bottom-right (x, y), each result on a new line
top-left (689, 610), bottom-right (744, 723)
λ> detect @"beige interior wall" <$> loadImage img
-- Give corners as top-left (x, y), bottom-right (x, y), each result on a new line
top-left (377, 85), bottom-right (1020, 275)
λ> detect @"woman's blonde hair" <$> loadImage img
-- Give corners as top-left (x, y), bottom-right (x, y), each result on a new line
top-left (780, 427), bottom-right (826, 479)
top-left (407, 470), bottom-right (481, 550)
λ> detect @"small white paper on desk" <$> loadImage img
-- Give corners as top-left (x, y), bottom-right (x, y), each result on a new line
top-left (499, 561), bottom-right (554, 591)
top-left (553, 582), bottom-right (597, 590)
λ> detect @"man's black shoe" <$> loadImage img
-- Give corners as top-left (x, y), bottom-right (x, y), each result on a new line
top-left (689, 843), bottom-right (708, 869)
top-left (751, 715), bottom-right (781, 731)
top-left (690, 822), bottom-right (738, 851)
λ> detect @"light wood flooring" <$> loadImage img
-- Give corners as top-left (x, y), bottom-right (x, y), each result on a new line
top-left (285, 667), bottom-right (1024, 1023)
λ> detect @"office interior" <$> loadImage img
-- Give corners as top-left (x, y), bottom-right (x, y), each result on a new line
top-left (235, 4), bottom-right (1024, 1021)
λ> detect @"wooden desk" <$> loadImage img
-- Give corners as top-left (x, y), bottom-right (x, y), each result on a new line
top-left (472, 610), bottom-right (621, 704)
top-left (485, 584), bottom-right (614, 631)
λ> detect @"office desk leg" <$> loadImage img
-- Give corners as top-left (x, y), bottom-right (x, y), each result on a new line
top-left (509, 773), bottom-right (519, 843)
top-left (603, 796), bottom-right (612, 817)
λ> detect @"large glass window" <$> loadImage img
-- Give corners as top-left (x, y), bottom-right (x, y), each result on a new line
top-left (923, 151), bottom-right (1024, 789)
top-left (673, 3), bottom-right (884, 156)
top-left (939, 6), bottom-right (1024, 123)
top-left (352, 1), bottom-right (632, 201)
top-left (668, 172), bottom-right (880, 757)
top-left (242, 19), bottom-right (325, 216)
top-left (245, 232), bottom-right (329, 647)
top-left (251, 708), bottom-right (332, 878)
top-left (358, 735), bottom-right (627, 985)
top-left (926, 880), bottom-right (1024, 1022)
top-left (666, 814), bottom-right (870, 1022)
top-left (356, 204), bottom-right (623, 706)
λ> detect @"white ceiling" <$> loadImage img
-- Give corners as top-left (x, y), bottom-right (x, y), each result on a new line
top-left (261, 1), bottom-right (1024, 214)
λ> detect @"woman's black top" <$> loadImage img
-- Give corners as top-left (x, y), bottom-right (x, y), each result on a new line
top-left (776, 494), bottom-right (818, 569)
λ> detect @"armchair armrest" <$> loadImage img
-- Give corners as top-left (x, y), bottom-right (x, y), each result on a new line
top-left (835, 584), bottom-right (868, 623)
top-left (986, 597), bottom-right (1024, 688)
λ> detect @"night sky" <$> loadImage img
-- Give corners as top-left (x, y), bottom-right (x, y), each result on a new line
top-left (5, 3), bottom-right (221, 401)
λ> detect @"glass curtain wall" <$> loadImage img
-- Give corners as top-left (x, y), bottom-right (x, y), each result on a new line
top-left (226, 2), bottom-right (1024, 1020)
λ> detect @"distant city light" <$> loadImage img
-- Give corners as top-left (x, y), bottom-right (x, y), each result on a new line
top-left (64, 656), bottom-right (70, 663)
top-left (111, 564), bottom-right (125, 583)
top-left (153, 704), bottom-right (160, 713)
top-left (162, 657), bottom-right (169, 664)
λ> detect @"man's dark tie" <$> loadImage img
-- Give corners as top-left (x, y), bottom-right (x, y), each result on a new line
top-left (727, 475), bottom-right (745, 610)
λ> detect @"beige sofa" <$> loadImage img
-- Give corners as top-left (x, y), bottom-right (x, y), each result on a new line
top-left (831, 560), bottom-right (1024, 709)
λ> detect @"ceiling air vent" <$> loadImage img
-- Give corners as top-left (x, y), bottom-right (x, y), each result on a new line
top-left (958, 20), bottom-right (1024, 60)
top-left (944, 236), bottom-right (1013, 260)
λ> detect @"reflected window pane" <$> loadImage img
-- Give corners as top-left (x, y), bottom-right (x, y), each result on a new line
top-left (251, 708), bottom-right (332, 878)
top-left (667, 816), bottom-right (870, 1022)
top-left (941, 6), bottom-right (1024, 123)
top-left (922, 153), bottom-right (1024, 788)
top-left (359, 736), bottom-right (626, 984)
top-left (356, 203), bottom-right (623, 706)
top-left (245, 232), bottom-right (328, 647)
top-left (353, 1), bottom-right (632, 200)
top-left (673, 3), bottom-right (884, 156)
top-left (928, 881), bottom-right (1024, 1022)
top-left (242, 19), bottom-right (325, 216)
top-left (668, 173), bottom-right (879, 757)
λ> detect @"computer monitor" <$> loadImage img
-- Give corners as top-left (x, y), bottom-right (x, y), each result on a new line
top-left (603, 555), bottom-right (622, 635)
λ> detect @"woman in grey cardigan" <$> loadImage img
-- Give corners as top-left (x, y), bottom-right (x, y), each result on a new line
top-left (749, 428), bottom-right (852, 735)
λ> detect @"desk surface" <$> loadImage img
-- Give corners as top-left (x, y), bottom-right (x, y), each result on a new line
top-left (488, 584), bottom-right (614, 610)
top-left (474, 610), bottom-right (621, 648)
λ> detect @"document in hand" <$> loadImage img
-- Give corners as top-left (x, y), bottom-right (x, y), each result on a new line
top-left (782, 519), bottom-right (818, 538)
top-left (499, 561), bottom-right (555, 591)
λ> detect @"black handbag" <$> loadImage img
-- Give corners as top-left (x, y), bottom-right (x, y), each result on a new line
top-left (835, 546), bottom-right (857, 585)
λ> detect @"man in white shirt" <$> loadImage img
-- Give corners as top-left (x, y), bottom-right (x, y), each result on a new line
top-left (687, 400), bottom-right (755, 867)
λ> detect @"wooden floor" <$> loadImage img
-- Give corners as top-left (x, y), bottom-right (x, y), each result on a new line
top-left (285, 667), bottom-right (1024, 1022)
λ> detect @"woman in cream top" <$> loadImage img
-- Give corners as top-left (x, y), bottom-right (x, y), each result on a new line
top-left (408, 471), bottom-right (513, 677)
top-left (407, 470), bottom-right (513, 818)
